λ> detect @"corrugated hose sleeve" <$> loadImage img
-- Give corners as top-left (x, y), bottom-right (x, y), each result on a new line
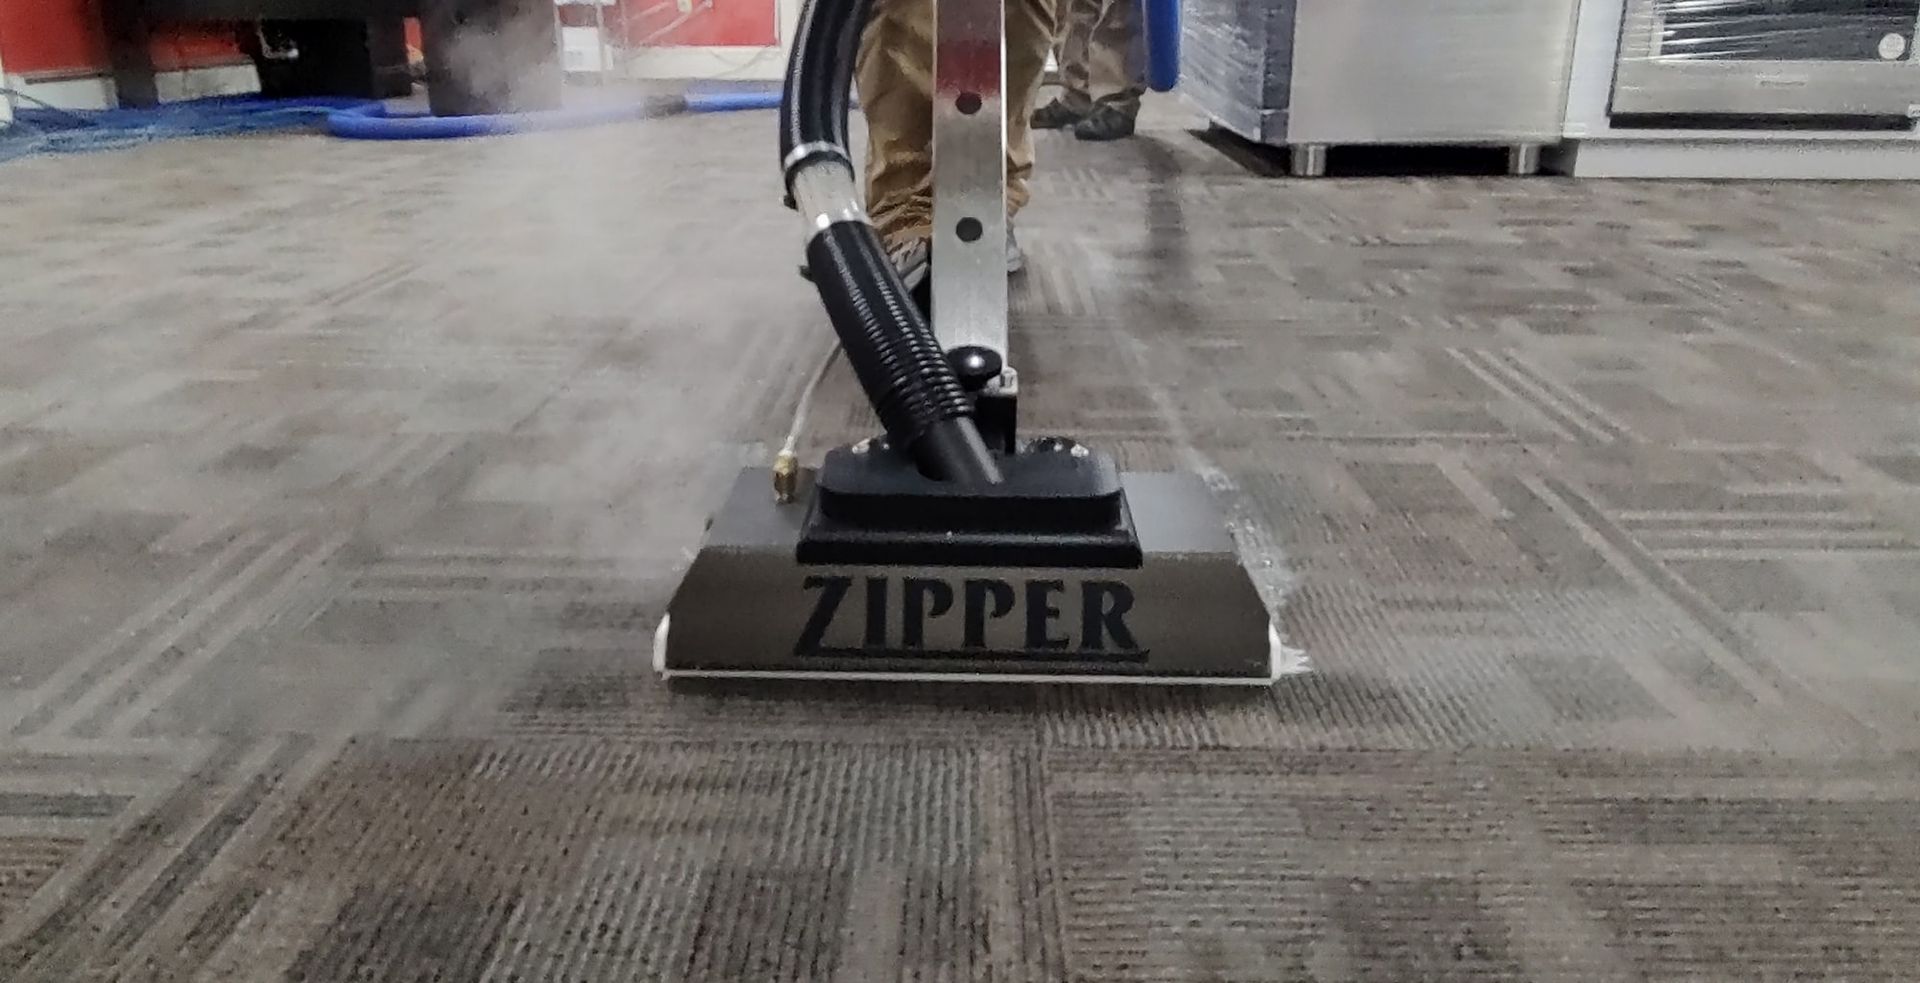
top-left (803, 223), bottom-right (1002, 485)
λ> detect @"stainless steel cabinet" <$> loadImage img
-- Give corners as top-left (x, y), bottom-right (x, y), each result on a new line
top-left (1184, 0), bottom-right (1583, 173)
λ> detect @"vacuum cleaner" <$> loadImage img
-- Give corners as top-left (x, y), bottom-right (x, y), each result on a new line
top-left (653, 0), bottom-right (1285, 682)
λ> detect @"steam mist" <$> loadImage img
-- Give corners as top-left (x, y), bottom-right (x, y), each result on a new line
top-left (288, 8), bottom-right (827, 727)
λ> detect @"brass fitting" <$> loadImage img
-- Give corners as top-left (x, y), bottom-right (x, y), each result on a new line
top-left (772, 451), bottom-right (799, 504)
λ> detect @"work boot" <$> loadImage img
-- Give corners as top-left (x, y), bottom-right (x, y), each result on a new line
top-left (1030, 98), bottom-right (1087, 131)
top-left (1073, 103), bottom-right (1136, 142)
top-left (887, 236), bottom-right (933, 320)
top-left (804, 235), bottom-right (929, 288)
top-left (893, 232), bottom-right (1022, 283)
top-left (888, 236), bottom-right (931, 293)
top-left (888, 232), bottom-right (1023, 321)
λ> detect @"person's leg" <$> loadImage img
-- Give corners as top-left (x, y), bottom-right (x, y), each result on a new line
top-left (1034, 0), bottom-right (1095, 126)
top-left (1073, 0), bottom-right (1143, 139)
top-left (854, 0), bottom-right (935, 254)
top-left (856, 0), bottom-right (1054, 276)
top-left (1005, 0), bottom-right (1058, 220)
top-left (1089, 0), bottom-right (1143, 116)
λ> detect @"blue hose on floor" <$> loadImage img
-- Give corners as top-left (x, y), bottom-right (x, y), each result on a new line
top-left (323, 97), bottom-right (679, 140)
top-left (682, 88), bottom-right (785, 113)
top-left (0, 92), bottom-right (378, 163)
top-left (324, 83), bottom-right (841, 140)
top-left (1138, 0), bottom-right (1180, 92)
top-left (0, 83), bottom-right (800, 158)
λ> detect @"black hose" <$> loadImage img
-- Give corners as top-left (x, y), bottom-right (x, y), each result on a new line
top-left (804, 225), bottom-right (1001, 485)
top-left (778, 0), bottom-right (860, 188)
top-left (780, 0), bottom-right (1003, 484)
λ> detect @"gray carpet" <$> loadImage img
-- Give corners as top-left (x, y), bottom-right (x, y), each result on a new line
top-left (2, 108), bottom-right (1919, 981)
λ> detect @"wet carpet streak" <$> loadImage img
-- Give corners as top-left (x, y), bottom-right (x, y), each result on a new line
top-left (3, 112), bottom-right (1920, 980)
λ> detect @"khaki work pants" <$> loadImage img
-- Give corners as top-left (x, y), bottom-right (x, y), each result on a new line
top-left (1054, 0), bottom-right (1144, 115)
top-left (856, 0), bottom-right (1058, 250)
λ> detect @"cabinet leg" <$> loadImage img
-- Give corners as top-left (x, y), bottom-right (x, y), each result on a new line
top-left (1507, 144), bottom-right (1543, 176)
top-left (1289, 144), bottom-right (1328, 177)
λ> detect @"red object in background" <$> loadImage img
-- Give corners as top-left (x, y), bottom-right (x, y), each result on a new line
top-left (0, 0), bottom-right (244, 75)
top-left (0, 0), bottom-right (776, 80)
top-left (609, 0), bottom-right (776, 48)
